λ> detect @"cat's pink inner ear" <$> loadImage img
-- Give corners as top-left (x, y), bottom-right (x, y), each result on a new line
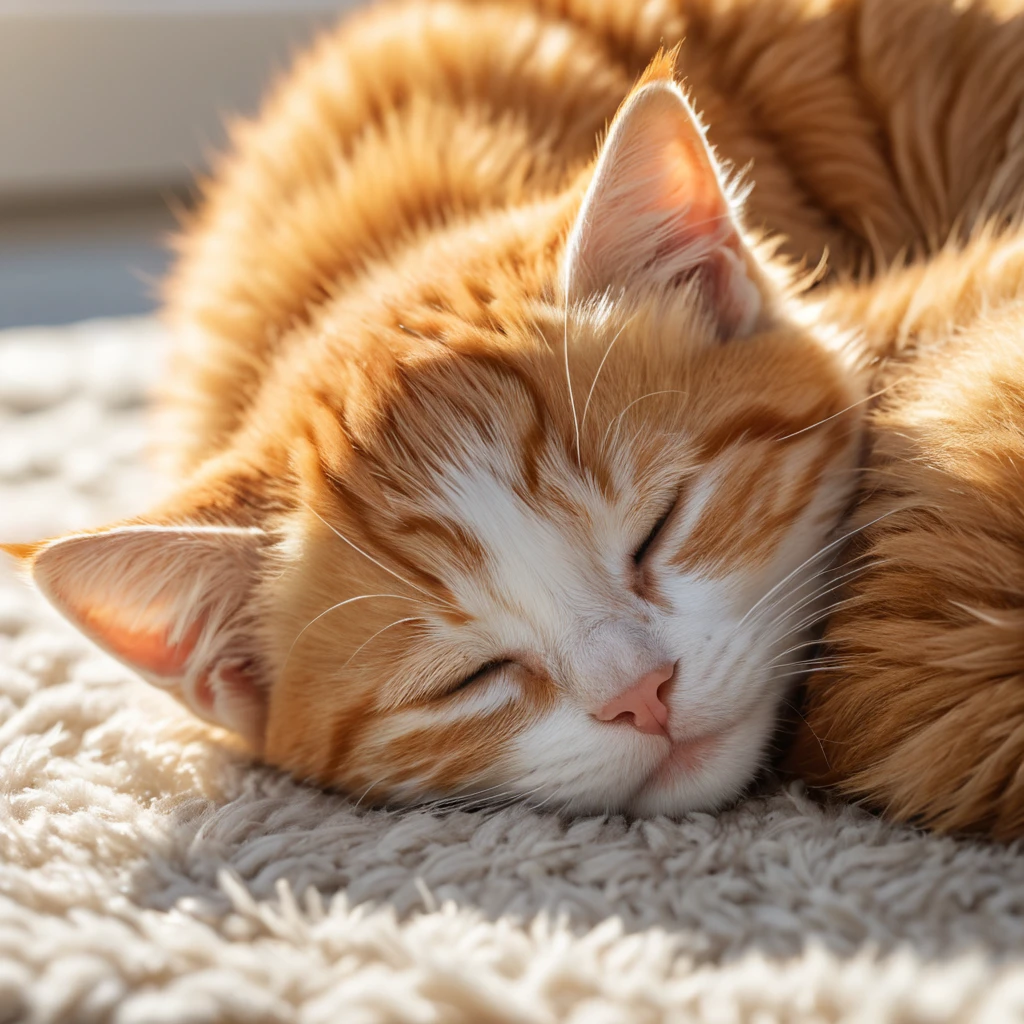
top-left (565, 79), bottom-right (762, 336)
top-left (79, 605), bottom-right (203, 678)
top-left (28, 524), bottom-right (269, 747)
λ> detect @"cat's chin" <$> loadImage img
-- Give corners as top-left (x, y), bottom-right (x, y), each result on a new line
top-left (506, 703), bottom-right (776, 819)
top-left (621, 707), bottom-right (774, 818)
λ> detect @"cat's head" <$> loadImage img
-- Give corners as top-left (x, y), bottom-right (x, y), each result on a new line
top-left (6, 62), bottom-right (864, 815)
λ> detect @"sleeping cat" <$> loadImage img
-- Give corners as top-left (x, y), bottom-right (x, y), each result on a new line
top-left (6, 0), bottom-right (1024, 827)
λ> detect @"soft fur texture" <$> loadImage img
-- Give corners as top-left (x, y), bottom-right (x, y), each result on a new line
top-left (6, 319), bottom-right (1024, 1022)
top-left (7, 0), bottom-right (1024, 832)
top-left (787, 236), bottom-right (1024, 838)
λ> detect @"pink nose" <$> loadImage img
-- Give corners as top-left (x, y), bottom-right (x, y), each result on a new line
top-left (595, 663), bottom-right (674, 737)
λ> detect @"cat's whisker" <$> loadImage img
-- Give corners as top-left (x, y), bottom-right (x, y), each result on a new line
top-left (770, 574), bottom-right (874, 634)
top-left (763, 638), bottom-right (828, 667)
top-left (419, 780), bottom-right (534, 815)
top-left (773, 383), bottom-right (895, 443)
top-left (744, 560), bottom-right (858, 638)
top-left (762, 596), bottom-right (860, 653)
top-left (761, 653), bottom-right (851, 681)
top-left (528, 786), bottom-right (567, 813)
top-left (304, 502), bottom-right (458, 610)
top-left (754, 560), bottom-right (884, 639)
top-left (739, 548), bottom-right (849, 633)
top-left (775, 593), bottom-right (860, 640)
top-left (579, 310), bottom-right (639, 439)
top-left (465, 783), bottom-right (546, 813)
top-left (747, 557), bottom-right (881, 635)
top-left (761, 669), bottom-right (814, 689)
top-left (283, 593), bottom-right (420, 672)
top-left (779, 696), bottom-right (832, 773)
top-left (340, 616), bottom-right (425, 671)
top-left (351, 778), bottom-right (387, 811)
top-left (756, 607), bottom-right (855, 676)
top-left (741, 584), bottom-right (866, 675)
top-left (601, 389), bottom-right (689, 451)
top-left (765, 649), bottom-right (847, 675)
top-left (801, 660), bottom-right (854, 674)
top-left (766, 642), bottom-right (856, 670)
top-left (563, 295), bottom-right (582, 467)
top-left (736, 510), bottom-right (897, 631)
top-left (453, 780), bottom-right (514, 804)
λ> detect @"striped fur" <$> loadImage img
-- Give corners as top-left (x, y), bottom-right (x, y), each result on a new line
top-left (7, 0), bottom-right (1024, 824)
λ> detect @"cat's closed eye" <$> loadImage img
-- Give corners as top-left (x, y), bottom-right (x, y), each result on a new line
top-left (445, 659), bottom-right (516, 697)
top-left (632, 495), bottom-right (678, 565)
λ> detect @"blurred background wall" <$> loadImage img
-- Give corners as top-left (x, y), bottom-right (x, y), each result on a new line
top-left (0, 0), bottom-right (355, 328)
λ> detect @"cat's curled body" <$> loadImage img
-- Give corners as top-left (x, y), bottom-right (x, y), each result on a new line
top-left (8, 0), bottom-right (1024, 827)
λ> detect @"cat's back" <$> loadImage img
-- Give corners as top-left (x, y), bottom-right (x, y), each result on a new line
top-left (162, 0), bottom-right (1024, 473)
top-left (161, 1), bottom-right (633, 470)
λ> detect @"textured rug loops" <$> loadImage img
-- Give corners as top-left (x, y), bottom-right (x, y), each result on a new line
top-left (4, 320), bottom-right (1024, 1022)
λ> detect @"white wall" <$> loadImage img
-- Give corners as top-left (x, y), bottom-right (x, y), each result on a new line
top-left (0, 2), bottom-right (344, 15)
top-left (0, 3), bottom-right (356, 200)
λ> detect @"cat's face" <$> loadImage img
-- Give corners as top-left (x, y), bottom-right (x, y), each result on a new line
top-left (263, 293), bottom-right (861, 814)
top-left (8, 66), bottom-right (864, 816)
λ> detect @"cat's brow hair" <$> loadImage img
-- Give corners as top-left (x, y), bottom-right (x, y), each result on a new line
top-left (309, 490), bottom-right (472, 620)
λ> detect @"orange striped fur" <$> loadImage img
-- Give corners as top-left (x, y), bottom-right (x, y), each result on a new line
top-left (7, 0), bottom-right (1024, 824)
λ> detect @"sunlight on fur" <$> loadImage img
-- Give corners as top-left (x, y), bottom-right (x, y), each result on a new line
top-left (5, 0), bottom-right (1024, 831)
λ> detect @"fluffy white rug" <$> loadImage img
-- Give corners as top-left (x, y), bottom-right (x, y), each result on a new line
top-left (3, 318), bottom-right (1024, 1024)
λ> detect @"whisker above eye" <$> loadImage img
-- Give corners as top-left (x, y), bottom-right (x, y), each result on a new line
top-left (304, 501), bottom-right (457, 610)
top-left (579, 310), bottom-right (640, 440)
top-left (283, 592), bottom-right (422, 673)
top-left (340, 616), bottom-right (425, 671)
top-left (601, 389), bottom-right (689, 452)
top-left (563, 290), bottom-right (582, 467)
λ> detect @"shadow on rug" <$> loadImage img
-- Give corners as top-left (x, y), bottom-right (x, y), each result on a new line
top-left (3, 320), bottom-right (1024, 1022)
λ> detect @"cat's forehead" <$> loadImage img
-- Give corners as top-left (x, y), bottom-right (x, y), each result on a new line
top-left (311, 308), bottom-right (860, 616)
top-left (428, 452), bottom-right (618, 621)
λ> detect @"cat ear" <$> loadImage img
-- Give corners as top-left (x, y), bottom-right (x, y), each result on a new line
top-left (3, 521), bottom-right (270, 748)
top-left (565, 71), bottom-right (763, 337)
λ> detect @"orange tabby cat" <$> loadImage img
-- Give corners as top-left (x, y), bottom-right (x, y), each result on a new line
top-left (5, 0), bottom-right (1024, 825)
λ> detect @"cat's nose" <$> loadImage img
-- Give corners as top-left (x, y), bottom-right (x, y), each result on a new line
top-left (594, 662), bottom-right (674, 737)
